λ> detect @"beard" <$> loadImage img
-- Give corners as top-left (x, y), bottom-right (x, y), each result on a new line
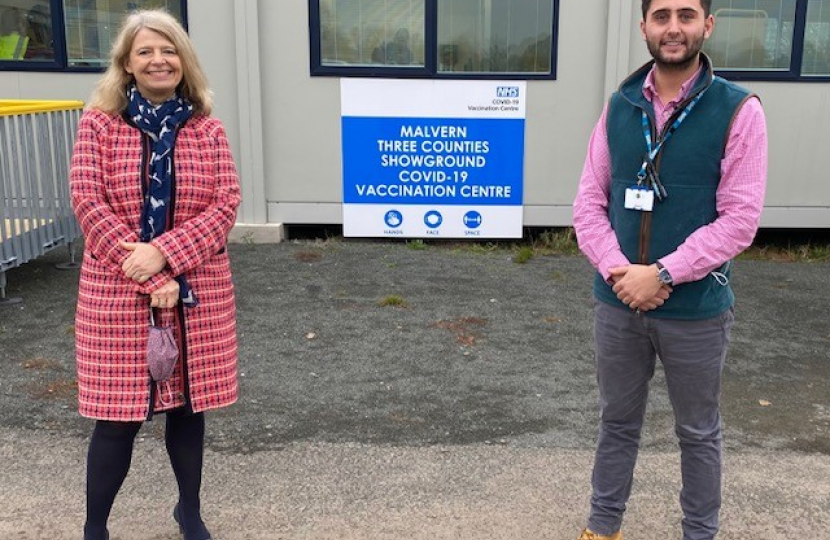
top-left (646, 32), bottom-right (705, 71)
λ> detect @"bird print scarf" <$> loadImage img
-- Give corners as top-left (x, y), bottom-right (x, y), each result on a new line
top-left (127, 85), bottom-right (198, 307)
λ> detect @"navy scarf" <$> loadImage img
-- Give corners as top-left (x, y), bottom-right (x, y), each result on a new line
top-left (127, 85), bottom-right (198, 307)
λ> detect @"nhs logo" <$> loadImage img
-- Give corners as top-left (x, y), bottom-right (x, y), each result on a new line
top-left (496, 86), bottom-right (520, 98)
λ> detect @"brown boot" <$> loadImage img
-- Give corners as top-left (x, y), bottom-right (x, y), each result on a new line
top-left (577, 528), bottom-right (622, 540)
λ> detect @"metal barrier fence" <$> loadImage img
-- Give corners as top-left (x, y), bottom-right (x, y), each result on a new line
top-left (0, 100), bottom-right (84, 304)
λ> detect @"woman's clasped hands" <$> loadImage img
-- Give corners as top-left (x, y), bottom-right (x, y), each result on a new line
top-left (119, 240), bottom-right (179, 308)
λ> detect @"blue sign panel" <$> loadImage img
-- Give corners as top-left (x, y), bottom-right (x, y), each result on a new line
top-left (342, 117), bottom-right (524, 207)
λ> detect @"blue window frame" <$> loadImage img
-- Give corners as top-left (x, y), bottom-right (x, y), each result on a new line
top-left (706, 0), bottom-right (830, 81)
top-left (0, 0), bottom-right (187, 72)
top-left (309, 0), bottom-right (560, 80)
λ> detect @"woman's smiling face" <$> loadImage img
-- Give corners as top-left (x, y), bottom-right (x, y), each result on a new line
top-left (124, 28), bottom-right (183, 103)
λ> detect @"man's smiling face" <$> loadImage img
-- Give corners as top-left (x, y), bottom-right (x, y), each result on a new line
top-left (641, 0), bottom-right (714, 71)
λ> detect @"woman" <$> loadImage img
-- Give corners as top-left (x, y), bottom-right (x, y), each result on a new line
top-left (70, 9), bottom-right (240, 540)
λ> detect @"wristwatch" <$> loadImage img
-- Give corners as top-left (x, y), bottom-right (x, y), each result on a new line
top-left (656, 261), bottom-right (673, 286)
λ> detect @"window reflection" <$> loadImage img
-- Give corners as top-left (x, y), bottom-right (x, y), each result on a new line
top-left (63, 0), bottom-right (183, 68)
top-left (320, 0), bottom-right (425, 67)
top-left (706, 1), bottom-right (795, 70)
top-left (803, 0), bottom-right (830, 75)
top-left (438, 0), bottom-right (554, 74)
top-left (0, 2), bottom-right (54, 61)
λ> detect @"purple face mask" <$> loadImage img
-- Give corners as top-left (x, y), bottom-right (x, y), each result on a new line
top-left (148, 325), bottom-right (178, 382)
top-left (148, 308), bottom-right (178, 382)
top-left (148, 308), bottom-right (179, 407)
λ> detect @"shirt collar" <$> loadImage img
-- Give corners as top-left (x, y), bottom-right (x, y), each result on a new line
top-left (642, 63), bottom-right (704, 105)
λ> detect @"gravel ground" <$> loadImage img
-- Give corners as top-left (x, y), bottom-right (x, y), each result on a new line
top-left (0, 239), bottom-right (827, 539)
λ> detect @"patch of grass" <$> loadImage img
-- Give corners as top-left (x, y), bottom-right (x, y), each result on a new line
top-left (437, 228), bottom-right (580, 258)
top-left (739, 229), bottom-right (830, 262)
top-left (513, 246), bottom-right (535, 264)
top-left (286, 226), bottom-right (829, 263)
top-left (809, 244), bottom-right (830, 261)
top-left (451, 227), bottom-right (829, 263)
top-left (532, 228), bottom-right (580, 255)
top-left (378, 295), bottom-right (407, 307)
top-left (739, 243), bottom-right (830, 262)
top-left (459, 242), bottom-right (500, 255)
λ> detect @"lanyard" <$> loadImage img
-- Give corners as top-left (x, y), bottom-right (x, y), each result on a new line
top-left (637, 88), bottom-right (708, 193)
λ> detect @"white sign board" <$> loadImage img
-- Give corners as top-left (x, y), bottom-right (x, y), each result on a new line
top-left (341, 79), bottom-right (527, 238)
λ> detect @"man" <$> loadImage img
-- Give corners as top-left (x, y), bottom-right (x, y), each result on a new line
top-left (572, 1), bottom-right (767, 539)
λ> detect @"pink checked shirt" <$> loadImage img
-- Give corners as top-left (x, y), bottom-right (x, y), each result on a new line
top-left (573, 65), bottom-right (768, 285)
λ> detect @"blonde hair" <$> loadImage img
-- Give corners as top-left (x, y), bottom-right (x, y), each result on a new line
top-left (87, 9), bottom-right (212, 115)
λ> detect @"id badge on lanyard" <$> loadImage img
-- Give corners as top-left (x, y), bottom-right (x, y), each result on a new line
top-left (625, 88), bottom-right (706, 213)
top-left (624, 185), bottom-right (655, 211)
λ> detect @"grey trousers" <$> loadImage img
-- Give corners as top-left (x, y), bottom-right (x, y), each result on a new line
top-left (587, 301), bottom-right (734, 540)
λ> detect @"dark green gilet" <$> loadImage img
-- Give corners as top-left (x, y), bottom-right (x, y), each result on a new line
top-left (594, 56), bottom-right (752, 320)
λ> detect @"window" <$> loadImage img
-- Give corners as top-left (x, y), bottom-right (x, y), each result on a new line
top-left (64, 0), bottom-right (184, 68)
top-left (438, 1), bottom-right (554, 74)
top-left (705, 0), bottom-right (830, 79)
top-left (0, 0), bottom-right (186, 71)
top-left (803, 0), bottom-right (830, 74)
top-left (310, 0), bottom-right (560, 79)
top-left (0, 2), bottom-right (55, 61)
top-left (319, 0), bottom-right (426, 68)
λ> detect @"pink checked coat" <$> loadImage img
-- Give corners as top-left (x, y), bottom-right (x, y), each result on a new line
top-left (70, 108), bottom-right (241, 421)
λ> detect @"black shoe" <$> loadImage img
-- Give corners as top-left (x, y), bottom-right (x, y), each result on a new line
top-left (82, 526), bottom-right (109, 540)
top-left (173, 502), bottom-right (212, 540)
